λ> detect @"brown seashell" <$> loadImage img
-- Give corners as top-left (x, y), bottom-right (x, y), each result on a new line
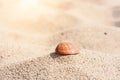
top-left (55, 42), bottom-right (80, 55)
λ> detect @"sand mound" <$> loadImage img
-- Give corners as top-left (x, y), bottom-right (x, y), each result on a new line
top-left (0, 49), bottom-right (120, 80)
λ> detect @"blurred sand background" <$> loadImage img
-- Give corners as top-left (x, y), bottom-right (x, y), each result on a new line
top-left (0, 0), bottom-right (120, 80)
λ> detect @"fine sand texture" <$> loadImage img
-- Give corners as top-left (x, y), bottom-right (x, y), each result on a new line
top-left (0, 0), bottom-right (120, 80)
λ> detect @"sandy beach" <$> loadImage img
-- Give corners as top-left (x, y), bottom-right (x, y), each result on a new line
top-left (0, 0), bottom-right (120, 80)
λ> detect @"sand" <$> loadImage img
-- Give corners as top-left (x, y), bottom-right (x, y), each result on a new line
top-left (0, 0), bottom-right (120, 80)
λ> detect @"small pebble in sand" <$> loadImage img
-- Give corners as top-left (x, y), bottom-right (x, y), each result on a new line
top-left (104, 32), bottom-right (107, 35)
top-left (55, 42), bottom-right (80, 55)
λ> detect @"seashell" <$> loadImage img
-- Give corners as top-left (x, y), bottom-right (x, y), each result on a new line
top-left (55, 42), bottom-right (80, 55)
